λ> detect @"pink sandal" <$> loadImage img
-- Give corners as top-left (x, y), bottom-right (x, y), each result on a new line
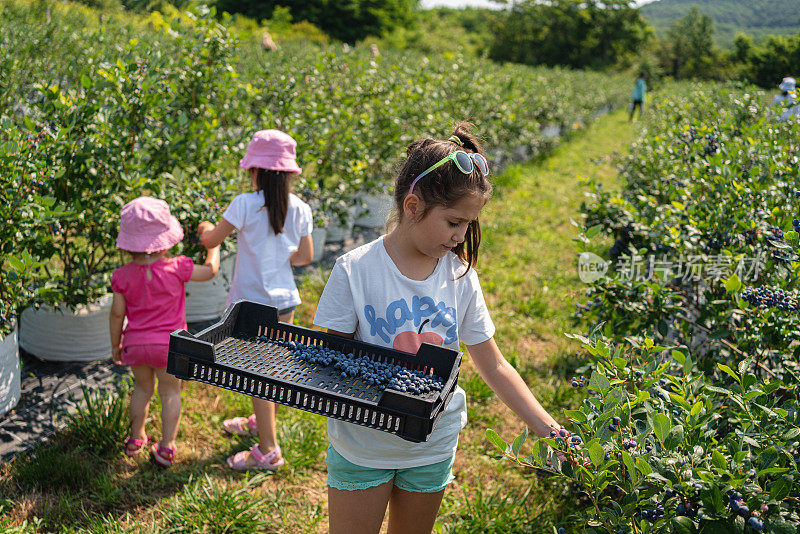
top-left (222, 414), bottom-right (258, 437)
top-left (151, 443), bottom-right (176, 467)
top-left (124, 434), bottom-right (153, 456)
top-left (227, 444), bottom-right (285, 471)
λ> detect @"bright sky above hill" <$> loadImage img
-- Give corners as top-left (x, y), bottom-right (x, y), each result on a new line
top-left (420, 0), bottom-right (656, 8)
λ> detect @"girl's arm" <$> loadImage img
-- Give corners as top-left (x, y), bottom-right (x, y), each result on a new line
top-left (466, 337), bottom-right (561, 438)
top-left (289, 234), bottom-right (314, 266)
top-left (199, 219), bottom-right (236, 249)
top-left (191, 244), bottom-right (221, 282)
top-left (191, 220), bottom-right (224, 282)
top-left (109, 292), bottom-right (126, 364)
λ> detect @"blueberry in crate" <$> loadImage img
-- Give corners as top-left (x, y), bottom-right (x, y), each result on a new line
top-left (167, 300), bottom-right (462, 442)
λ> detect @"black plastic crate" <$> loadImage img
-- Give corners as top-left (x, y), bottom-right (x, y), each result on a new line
top-left (168, 300), bottom-right (462, 442)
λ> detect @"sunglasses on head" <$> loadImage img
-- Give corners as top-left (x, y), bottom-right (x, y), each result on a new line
top-left (408, 150), bottom-right (489, 196)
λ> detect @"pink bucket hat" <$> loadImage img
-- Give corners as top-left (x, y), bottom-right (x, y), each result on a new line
top-left (116, 197), bottom-right (184, 253)
top-left (239, 129), bottom-right (302, 174)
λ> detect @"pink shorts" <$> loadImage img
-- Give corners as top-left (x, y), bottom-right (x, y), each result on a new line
top-left (122, 344), bottom-right (169, 368)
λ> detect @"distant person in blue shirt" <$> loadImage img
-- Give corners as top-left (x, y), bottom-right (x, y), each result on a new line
top-left (629, 72), bottom-right (647, 121)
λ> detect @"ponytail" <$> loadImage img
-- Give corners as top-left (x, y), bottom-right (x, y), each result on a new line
top-left (254, 169), bottom-right (292, 235)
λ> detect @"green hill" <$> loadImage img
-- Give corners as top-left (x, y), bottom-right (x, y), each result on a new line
top-left (640, 0), bottom-right (800, 47)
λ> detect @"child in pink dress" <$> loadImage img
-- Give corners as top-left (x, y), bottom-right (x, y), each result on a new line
top-left (110, 196), bottom-right (220, 467)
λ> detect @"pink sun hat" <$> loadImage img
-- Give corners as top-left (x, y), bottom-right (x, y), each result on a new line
top-left (116, 197), bottom-right (184, 253)
top-left (238, 129), bottom-right (302, 174)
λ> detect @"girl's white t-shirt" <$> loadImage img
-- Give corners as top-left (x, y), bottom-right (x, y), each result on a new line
top-left (313, 236), bottom-right (495, 469)
top-left (223, 191), bottom-right (313, 311)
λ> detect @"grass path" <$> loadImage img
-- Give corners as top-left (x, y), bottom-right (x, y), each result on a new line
top-left (1, 111), bottom-right (640, 533)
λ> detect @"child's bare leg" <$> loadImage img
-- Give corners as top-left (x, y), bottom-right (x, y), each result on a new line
top-left (129, 366), bottom-right (156, 440)
top-left (329, 481), bottom-right (393, 534)
top-left (233, 308), bottom-right (293, 466)
top-left (387, 486), bottom-right (445, 534)
top-left (250, 308), bottom-right (293, 456)
top-left (253, 397), bottom-right (277, 453)
top-left (154, 367), bottom-right (182, 449)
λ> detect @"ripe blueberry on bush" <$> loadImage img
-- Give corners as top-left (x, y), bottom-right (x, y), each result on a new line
top-left (742, 286), bottom-right (799, 312)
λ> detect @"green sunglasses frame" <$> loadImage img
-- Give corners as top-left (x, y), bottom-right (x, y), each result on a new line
top-left (408, 150), bottom-right (489, 196)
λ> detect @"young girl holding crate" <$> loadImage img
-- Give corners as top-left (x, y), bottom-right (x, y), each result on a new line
top-left (313, 122), bottom-right (566, 533)
top-left (110, 196), bottom-right (220, 467)
top-left (200, 129), bottom-right (314, 471)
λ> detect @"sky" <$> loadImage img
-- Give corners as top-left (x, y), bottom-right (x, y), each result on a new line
top-left (419, 0), bottom-right (657, 8)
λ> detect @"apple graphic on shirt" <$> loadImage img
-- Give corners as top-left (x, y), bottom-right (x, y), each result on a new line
top-left (393, 319), bottom-right (444, 354)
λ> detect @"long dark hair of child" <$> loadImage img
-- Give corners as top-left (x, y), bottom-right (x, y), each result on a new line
top-left (393, 121), bottom-right (492, 276)
top-left (253, 168), bottom-right (292, 235)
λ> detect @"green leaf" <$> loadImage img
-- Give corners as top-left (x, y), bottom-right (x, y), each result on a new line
top-left (664, 424), bottom-right (684, 450)
top-left (708, 329), bottom-right (732, 339)
top-left (770, 476), bottom-right (791, 501)
top-left (564, 410), bottom-right (587, 424)
top-left (511, 427), bottom-right (527, 457)
top-left (621, 450), bottom-right (636, 483)
top-left (725, 273), bottom-right (742, 293)
top-left (653, 413), bottom-right (671, 442)
top-left (612, 356), bottom-right (628, 370)
top-left (6, 255), bottom-right (24, 272)
top-left (672, 350), bottom-right (686, 365)
top-left (785, 230), bottom-right (800, 247)
top-left (759, 447), bottom-right (778, 470)
top-left (766, 515), bottom-right (798, 534)
top-left (635, 456), bottom-right (652, 477)
top-left (587, 441), bottom-right (604, 467)
top-left (589, 370), bottom-right (611, 394)
top-left (717, 363), bottom-right (739, 382)
top-left (712, 450), bottom-right (726, 470)
top-left (585, 224), bottom-right (602, 239)
top-left (672, 515), bottom-right (694, 534)
top-left (485, 429), bottom-right (507, 454)
top-left (669, 394), bottom-right (691, 410)
top-left (783, 428), bottom-right (800, 440)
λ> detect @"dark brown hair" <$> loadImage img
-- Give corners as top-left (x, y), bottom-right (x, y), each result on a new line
top-left (253, 168), bottom-right (293, 234)
top-left (394, 121), bottom-right (492, 273)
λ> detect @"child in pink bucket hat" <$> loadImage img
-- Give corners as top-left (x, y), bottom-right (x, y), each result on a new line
top-left (199, 129), bottom-right (315, 471)
top-left (238, 129), bottom-right (303, 173)
top-left (110, 196), bottom-right (221, 467)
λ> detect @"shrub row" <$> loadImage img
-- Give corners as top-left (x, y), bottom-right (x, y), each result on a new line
top-left (0, 0), bottom-right (630, 337)
top-left (490, 84), bottom-right (800, 532)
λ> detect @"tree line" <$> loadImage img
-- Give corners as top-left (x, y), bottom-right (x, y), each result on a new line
top-left (71, 0), bottom-right (800, 88)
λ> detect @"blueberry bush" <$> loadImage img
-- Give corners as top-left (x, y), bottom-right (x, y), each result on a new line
top-left (488, 84), bottom-right (800, 532)
top-left (489, 332), bottom-right (800, 533)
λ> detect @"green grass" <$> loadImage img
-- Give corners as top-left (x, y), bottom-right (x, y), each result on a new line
top-left (0, 111), bottom-right (639, 532)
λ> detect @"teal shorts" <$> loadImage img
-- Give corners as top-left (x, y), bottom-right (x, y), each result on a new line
top-left (325, 444), bottom-right (455, 493)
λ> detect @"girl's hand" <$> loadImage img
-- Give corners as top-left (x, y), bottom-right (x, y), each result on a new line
top-left (112, 344), bottom-right (123, 365)
top-left (197, 221), bottom-right (215, 236)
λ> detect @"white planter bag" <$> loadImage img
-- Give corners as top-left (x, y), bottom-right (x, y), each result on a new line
top-left (185, 254), bottom-right (236, 323)
top-left (20, 294), bottom-right (114, 361)
top-left (542, 124), bottom-right (561, 139)
top-left (325, 206), bottom-right (358, 243)
top-left (312, 227), bottom-right (327, 263)
top-left (0, 323), bottom-right (20, 418)
top-left (354, 193), bottom-right (393, 229)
